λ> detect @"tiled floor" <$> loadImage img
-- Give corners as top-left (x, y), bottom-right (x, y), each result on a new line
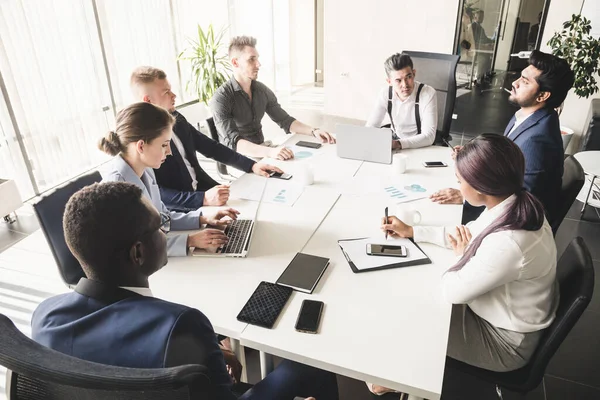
top-left (1, 85), bottom-right (599, 399)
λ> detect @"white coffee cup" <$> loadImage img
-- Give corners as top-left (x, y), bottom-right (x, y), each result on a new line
top-left (296, 165), bottom-right (314, 186)
top-left (395, 207), bottom-right (421, 226)
top-left (392, 153), bottom-right (408, 174)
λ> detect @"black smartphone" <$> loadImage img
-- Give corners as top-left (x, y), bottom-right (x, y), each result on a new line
top-left (295, 141), bottom-right (322, 149)
top-left (366, 243), bottom-right (408, 257)
top-left (423, 161), bottom-right (448, 168)
top-left (295, 300), bottom-right (324, 334)
top-left (269, 171), bottom-right (293, 180)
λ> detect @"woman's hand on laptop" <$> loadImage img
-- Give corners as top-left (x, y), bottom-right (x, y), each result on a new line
top-left (201, 208), bottom-right (240, 228)
top-left (269, 146), bottom-right (294, 161)
top-left (188, 229), bottom-right (228, 250)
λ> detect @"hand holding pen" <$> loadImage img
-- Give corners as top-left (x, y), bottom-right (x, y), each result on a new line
top-left (384, 206), bottom-right (389, 240)
top-left (442, 138), bottom-right (462, 160)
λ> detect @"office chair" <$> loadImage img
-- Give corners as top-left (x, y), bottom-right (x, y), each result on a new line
top-left (33, 171), bottom-right (102, 288)
top-left (445, 237), bottom-right (594, 399)
top-left (402, 51), bottom-right (460, 145)
top-left (206, 117), bottom-right (235, 181)
top-left (551, 156), bottom-right (585, 235)
top-left (0, 314), bottom-right (213, 400)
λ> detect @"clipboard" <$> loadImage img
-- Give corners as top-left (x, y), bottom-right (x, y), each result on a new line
top-left (338, 237), bottom-right (432, 273)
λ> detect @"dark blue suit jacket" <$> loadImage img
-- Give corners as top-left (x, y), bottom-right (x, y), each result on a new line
top-left (504, 107), bottom-right (563, 223)
top-left (154, 111), bottom-right (255, 208)
top-left (32, 278), bottom-right (237, 400)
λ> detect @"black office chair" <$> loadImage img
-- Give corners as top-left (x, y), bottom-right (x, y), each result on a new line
top-left (551, 155), bottom-right (585, 235)
top-left (402, 51), bottom-right (460, 145)
top-left (206, 117), bottom-right (235, 181)
top-left (0, 314), bottom-right (213, 399)
top-left (445, 237), bottom-right (595, 399)
top-left (33, 171), bottom-right (102, 288)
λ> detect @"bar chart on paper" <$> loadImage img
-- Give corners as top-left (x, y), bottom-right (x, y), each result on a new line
top-left (383, 184), bottom-right (428, 204)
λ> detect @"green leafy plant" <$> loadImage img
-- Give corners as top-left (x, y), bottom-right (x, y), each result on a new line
top-left (178, 24), bottom-right (231, 105)
top-left (548, 14), bottom-right (600, 98)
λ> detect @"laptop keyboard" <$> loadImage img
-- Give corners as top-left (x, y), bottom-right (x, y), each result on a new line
top-left (220, 219), bottom-right (253, 254)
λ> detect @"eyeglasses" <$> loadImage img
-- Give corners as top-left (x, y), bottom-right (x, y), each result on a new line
top-left (159, 212), bottom-right (171, 234)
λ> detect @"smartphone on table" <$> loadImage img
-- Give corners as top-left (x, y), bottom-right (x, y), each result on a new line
top-left (366, 243), bottom-right (408, 257)
top-left (295, 300), bottom-right (324, 334)
top-left (295, 141), bottom-right (322, 149)
top-left (269, 171), bottom-right (293, 180)
top-left (423, 161), bottom-right (448, 168)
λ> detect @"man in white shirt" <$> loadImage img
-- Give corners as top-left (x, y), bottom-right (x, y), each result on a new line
top-left (365, 53), bottom-right (438, 149)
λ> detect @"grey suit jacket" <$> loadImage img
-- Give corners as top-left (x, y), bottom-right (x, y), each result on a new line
top-left (101, 154), bottom-right (201, 256)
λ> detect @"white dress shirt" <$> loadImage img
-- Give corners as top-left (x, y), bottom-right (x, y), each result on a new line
top-left (365, 81), bottom-right (438, 149)
top-left (413, 195), bottom-right (558, 333)
top-left (507, 109), bottom-right (534, 138)
top-left (171, 132), bottom-right (198, 191)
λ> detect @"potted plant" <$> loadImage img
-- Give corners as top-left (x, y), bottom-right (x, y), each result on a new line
top-left (547, 14), bottom-right (600, 150)
top-left (178, 24), bottom-right (231, 106)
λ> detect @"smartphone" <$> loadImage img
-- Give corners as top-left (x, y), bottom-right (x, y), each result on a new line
top-left (269, 172), bottom-right (293, 180)
top-left (366, 243), bottom-right (408, 257)
top-left (295, 299), bottom-right (324, 334)
top-left (423, 161), bottom-right (448, 168)
top-left (295, 141), bottom-right (322, 149)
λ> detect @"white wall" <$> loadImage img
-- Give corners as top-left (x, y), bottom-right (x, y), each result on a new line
top-left (289, 0), bottom-right (315, 86)
top-left (323, 0), bottom-right (460, 120)
top-left (541, 0), bottom-right (596, 153)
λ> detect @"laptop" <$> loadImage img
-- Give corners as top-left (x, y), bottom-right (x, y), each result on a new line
top-left (335, 124), bottom-right (393, 164)
top-left (192, 178), bottom-right (267, 258)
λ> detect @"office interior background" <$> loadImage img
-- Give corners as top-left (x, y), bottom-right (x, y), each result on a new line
top-left (1, 0), bottom-right (600, 399)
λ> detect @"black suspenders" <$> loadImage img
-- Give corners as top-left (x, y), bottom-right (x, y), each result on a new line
top-left (387, 83), bottom-right (425, 139)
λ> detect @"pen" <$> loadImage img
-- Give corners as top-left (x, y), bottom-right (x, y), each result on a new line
top-left (384, 206), bottom-right (388, 240)
top-left (442, 137), bottom-right (455, 153)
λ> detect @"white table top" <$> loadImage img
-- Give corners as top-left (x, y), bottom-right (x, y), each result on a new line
top-left (150, 185), bottom-right (341, 339)
top-left (240, 145), bottom-right (462, 400)
top-left (574, 151), bottom-right (600, 177)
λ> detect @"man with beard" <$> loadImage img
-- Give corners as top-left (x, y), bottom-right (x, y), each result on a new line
top-left (430, 50), bottom-right (574, 225)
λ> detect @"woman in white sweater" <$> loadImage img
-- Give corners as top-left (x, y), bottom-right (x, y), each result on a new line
top-left (385, 133), bottom-right (558, 373)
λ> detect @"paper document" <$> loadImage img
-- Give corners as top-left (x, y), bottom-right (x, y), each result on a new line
top-left (338, 236), bottom-right (428, 271)
top-left (383, 184), bottom-right (429, 204)
top-left (229, 173), bottom-right (304, 206)
top-left (229, 173), bottom-right (268, 201)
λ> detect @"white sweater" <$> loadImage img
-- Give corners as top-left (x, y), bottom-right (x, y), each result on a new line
top-left (413, 195), bottom-right (559, 333)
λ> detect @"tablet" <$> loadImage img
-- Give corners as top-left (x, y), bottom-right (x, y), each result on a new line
top-left (276, 252), bottom-right (330, 294)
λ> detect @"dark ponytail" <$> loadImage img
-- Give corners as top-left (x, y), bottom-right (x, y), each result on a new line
top-left (97, 102), bottom-right (175, 156)
top-left (448, 134), bottom-right (545, 272)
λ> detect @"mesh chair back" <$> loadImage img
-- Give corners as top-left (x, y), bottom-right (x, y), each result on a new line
top-left (33, 172), bottom-right (102, 287)
top-left (0, 314), bottom-right (213, 400)
top-left (402, 51), bottom-right (459, 144)
top-left (551, 156), bottom-right (585, 235)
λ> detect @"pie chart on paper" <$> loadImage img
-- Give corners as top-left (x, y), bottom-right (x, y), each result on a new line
top-left (294, 151), bottom-right (313, 159)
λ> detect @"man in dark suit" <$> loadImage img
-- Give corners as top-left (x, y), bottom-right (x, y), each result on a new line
top-left (431, 50), bottom-right (574, 225)
top-left (31, 181), bottom-right (339, 400)
top-left (130, 67), bottom-right (283, 212)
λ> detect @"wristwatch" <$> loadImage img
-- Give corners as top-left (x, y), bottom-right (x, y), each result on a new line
top-left (311, 127), bottom-right (319, 136)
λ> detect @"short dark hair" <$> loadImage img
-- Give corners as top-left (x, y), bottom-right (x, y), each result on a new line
top-left (63, 182), bottom-right (154, 280)
top-left (528, 50), bottom-right (575, 109)
top-left (384, 53), bottom-right (413, 77)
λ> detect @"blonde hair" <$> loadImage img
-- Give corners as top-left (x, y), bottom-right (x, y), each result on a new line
top-left (98, 102), bottom-right (175, 156)
top-left (130, 66), bottom-right (167, 98)
top-left (228, 36), bottom-right (257, 57)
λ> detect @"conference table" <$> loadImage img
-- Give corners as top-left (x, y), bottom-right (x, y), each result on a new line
top-left (151, 135), bottom-right (462, 400)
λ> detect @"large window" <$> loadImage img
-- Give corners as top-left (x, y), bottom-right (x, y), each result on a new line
top-left (0, 0), bottom-right (228, 198)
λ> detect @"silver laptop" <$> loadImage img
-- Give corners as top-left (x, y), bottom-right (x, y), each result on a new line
top-left (192, 179), bottom-right (267, 258)
top-left (335, 124), bottom-right (393, 164)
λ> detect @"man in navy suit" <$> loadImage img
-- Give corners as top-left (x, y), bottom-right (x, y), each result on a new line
top-left (31, 181), bottom-right (338, 400)
top-left (431, 50), bottom-right (574, 225)
top-left (130, 67), bottom-right (283, 211)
